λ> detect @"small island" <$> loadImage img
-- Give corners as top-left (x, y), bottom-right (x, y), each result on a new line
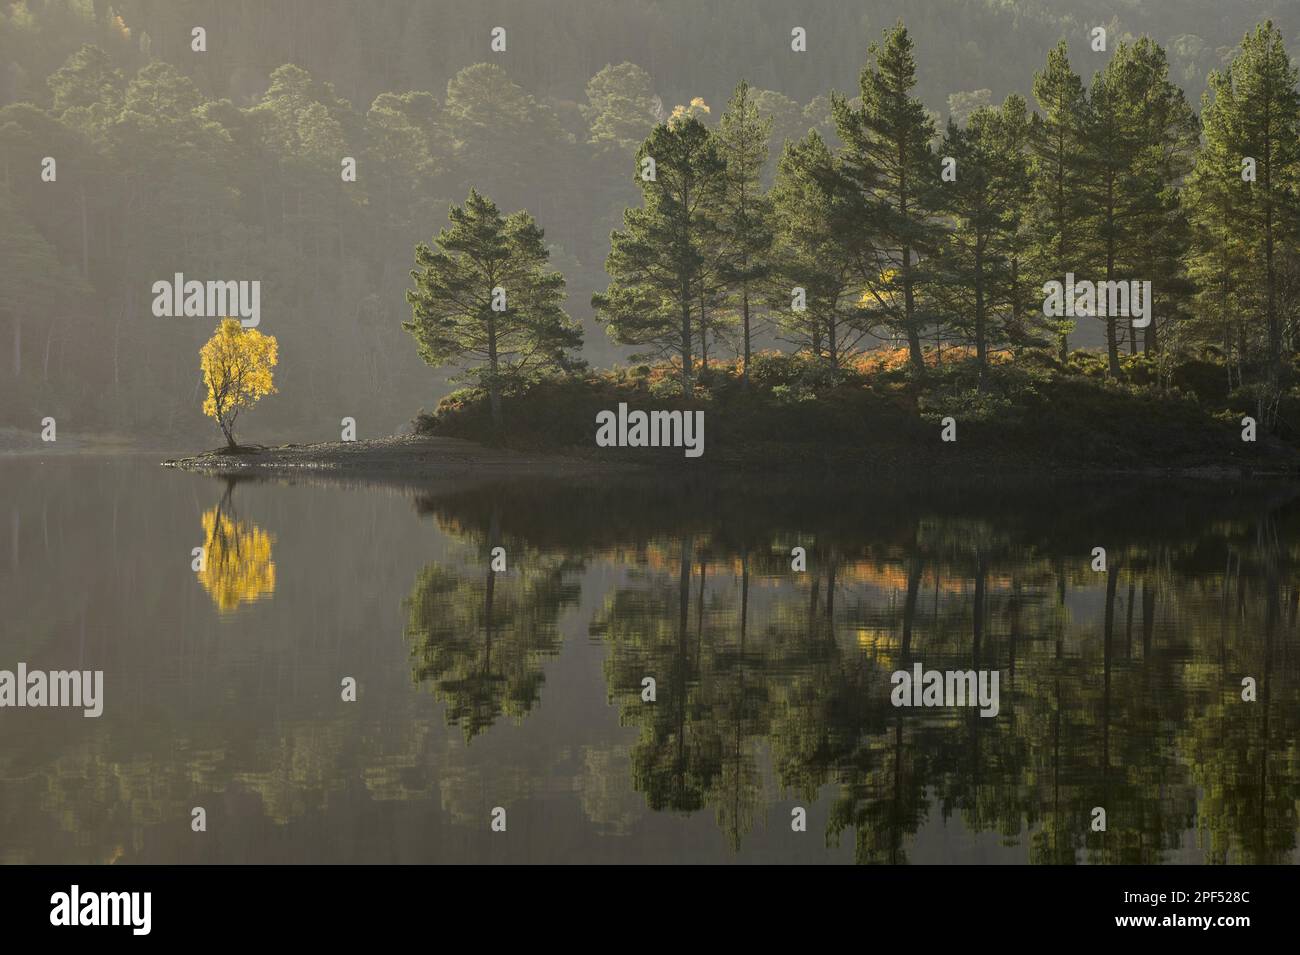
top-left (167, 21), bottom-right (1300, 482)
top-left (167, 344), bottom-right (1300, 480)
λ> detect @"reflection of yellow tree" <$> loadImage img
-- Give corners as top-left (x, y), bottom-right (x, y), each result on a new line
top-left (196, 488), bottom-right (276, 612)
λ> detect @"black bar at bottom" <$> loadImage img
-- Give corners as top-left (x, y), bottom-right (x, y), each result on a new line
top-left (0, 864), bottom-right (1281, 940)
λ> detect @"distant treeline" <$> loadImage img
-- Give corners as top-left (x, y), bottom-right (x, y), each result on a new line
top-left (6, 1), bottom-right (1297, 121)
top-left (0, 2), bottom-right (1298, 439)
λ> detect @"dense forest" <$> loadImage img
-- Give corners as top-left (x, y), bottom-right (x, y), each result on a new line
top-left (2, 0), bottom-right (1300, 447)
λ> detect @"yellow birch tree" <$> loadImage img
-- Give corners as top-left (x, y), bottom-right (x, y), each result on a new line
top-left (199, 319), bottom-right (278, 448)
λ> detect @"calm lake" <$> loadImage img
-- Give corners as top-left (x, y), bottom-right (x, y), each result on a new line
top-left (1, 453), bottom-right (1297, 864)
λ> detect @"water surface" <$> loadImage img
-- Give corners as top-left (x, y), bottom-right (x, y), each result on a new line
top-left (1, 454), bottom-right (1296, 864)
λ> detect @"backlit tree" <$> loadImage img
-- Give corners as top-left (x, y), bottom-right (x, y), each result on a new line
top-left (199, 318), bottom-right (279, 449)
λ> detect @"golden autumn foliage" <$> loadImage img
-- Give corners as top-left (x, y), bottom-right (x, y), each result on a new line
top-left (857, 269), bottom-right (900, 311)
top-left (200, 319), bottom-right (278, 448)
top-left (848, 345), bottom-right (1012, 374)
top-left (197, 506), bottom-right (276, 612)
top-left (669, 96), bottom-right (710, 125)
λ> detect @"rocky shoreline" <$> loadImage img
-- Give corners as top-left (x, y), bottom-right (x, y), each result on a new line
top-left (161, 433), bottom-right (632, 479)
top-left (156, 430), bottom-right (1300, 483)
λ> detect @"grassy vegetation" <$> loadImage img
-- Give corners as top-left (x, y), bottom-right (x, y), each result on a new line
top-left (412, 347), bottom-right (1300, 474)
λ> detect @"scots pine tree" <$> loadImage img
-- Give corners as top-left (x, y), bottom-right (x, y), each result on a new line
top-left (833, 21), bottom-right (943, 374)
top-left (594, 114), bottom-right (724, 396)
top-left (1121, 39), bottom-right (1199, 358)
top-left (935, 96), bottom-right (1033, 382)
top-left (716, 80), bottom-right (774, 386)
top-left (1201, 22), bottom-right (1300, 400)
top-left (405, 189), bottom-right (581, 429)
top-left (769, 131), bottom-right (863, 369)
top-left (1077, 40), bottom-right (1198, 374)
top-left (1078, 43), bottom-right (1148, 376)
top-left (1185, 70), bottom-right (1252, 386)
top-left (1028, 41), bottom-right (1087, 360)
